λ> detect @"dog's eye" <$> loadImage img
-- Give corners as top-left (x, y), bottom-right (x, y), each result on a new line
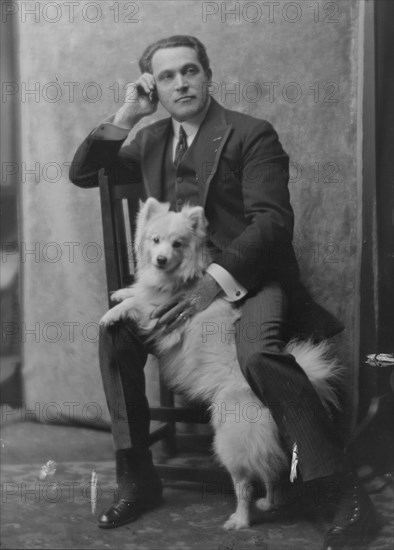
top-left (172, 240), bottom-right (182, 248)
top-left (152, 236), bottom-right (160, 244)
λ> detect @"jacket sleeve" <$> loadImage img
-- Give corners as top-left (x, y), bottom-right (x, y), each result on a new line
top-left (69, 129), bottom-right (143, 188)
top-left (213, 120), bottom-right (297, 291)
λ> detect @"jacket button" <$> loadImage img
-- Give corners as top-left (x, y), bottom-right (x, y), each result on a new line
top-left (176, 177), bottom-right (183, 183)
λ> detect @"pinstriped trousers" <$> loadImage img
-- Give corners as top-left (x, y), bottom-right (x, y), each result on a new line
top-left (98, 282), bottom-right (344, 482)
top-left (235, 282), bottom-right (344, 482)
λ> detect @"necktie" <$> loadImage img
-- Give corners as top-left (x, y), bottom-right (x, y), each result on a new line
top-left (174, 125), bottom-right (188, 167)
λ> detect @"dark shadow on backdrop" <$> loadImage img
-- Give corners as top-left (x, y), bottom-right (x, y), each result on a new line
top-left (355, 0), bottom-right (394, 476)
top-left (0, 12), bottom-right (22, 407)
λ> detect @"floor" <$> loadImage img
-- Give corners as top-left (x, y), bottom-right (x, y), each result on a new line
top-left (1, 417), bottom-right (393, 550)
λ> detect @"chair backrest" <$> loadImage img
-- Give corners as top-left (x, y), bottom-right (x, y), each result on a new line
top-left (98, 167), bottom-right (185, 416)
top-left (98, 168), bottom-right (219, 450)
top-left (98, 168), bottom-right (146, 306)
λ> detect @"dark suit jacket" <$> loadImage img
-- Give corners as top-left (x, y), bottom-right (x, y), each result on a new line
top-left (70, 98), bottom-right (344, 340)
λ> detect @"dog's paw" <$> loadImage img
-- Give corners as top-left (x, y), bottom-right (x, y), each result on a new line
top-left (99, 310), bottom-right (120, 326)
top-left (254, 497), bottom-right (273, 512)
top-left (110, 289), bottom-right (134, 303)
top-left (118, 305), bottom-right (143, 325)
top-left (223, 513), bottom-right (249, 530)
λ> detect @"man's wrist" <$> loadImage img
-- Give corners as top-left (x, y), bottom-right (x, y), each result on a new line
top-left (112, 109), bottom-right (141, 130)
top-left (204, 272), bottom-right (222, 296)
top-left (205, 263), bottom-right (247, 302)
top-left (92, 110), bottom-right (142, 140)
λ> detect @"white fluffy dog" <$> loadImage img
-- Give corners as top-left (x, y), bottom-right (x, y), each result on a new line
top-left (100, 198), bottom-right (342, 530)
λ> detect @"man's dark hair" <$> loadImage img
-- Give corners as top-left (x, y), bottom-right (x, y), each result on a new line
top-left (139, 35), bottom-right (211, 75)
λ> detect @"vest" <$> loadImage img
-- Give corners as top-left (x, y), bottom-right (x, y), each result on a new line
top-left (160, 130), bottom-right (202, 211)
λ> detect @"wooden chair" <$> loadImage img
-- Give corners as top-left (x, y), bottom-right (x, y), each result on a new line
top-left (98, 168), bottom-right (231, 485)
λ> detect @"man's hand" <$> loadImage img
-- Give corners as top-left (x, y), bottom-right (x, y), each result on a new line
top-left (152, 273), bottom-right (222, 331)
top-left (113, 73), bottom-right (158, 129)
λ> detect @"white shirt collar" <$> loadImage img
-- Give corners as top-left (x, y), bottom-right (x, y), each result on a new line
top-left (172, 96), bottom-right (211, 139)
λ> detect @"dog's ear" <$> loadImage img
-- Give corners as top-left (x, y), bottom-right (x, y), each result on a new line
top-left (139, 197), bottom-right (170, 222)
top-left (134, 198), bottom-right (170, 260)
top-left (183, 206), bottom-right (207, 240)
top-left (179, 206), bottom-right (208, 281)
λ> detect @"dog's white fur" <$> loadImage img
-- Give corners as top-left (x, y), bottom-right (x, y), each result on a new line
top-left (100, 198), bottom-right (342, 530)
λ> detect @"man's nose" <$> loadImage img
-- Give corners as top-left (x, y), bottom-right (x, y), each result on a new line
top-left (174, 74), bottom-right (188, 91)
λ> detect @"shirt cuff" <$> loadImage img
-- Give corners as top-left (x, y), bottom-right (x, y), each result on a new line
top-left (206, 263), bottom-right (247, 302)
top-left (91, 114), bottom-right (131, 140)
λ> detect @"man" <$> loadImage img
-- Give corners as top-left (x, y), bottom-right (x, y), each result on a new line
top-left (70, 35), bottom-right (377, 548)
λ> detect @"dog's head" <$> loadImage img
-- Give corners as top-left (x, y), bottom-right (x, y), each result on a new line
top-left (135, 198), bottom-right (208, 286)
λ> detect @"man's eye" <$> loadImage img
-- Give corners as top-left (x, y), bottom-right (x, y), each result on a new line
top-left (172, 240), bottom-right (182, 248)
top-left (153, 237), bottom-right (160, 244)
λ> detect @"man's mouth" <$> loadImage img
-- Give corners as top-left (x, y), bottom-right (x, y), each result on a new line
top-left (175, 96), bottom-right (195, 103)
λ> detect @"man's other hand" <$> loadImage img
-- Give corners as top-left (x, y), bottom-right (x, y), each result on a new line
top-left (113, 73), bottom-right (158, 129)
top-left (152, 273), bottom-right (221, 331)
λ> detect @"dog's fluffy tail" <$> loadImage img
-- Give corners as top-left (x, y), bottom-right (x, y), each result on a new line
top-left (286, 339), bottom-right (343, 412)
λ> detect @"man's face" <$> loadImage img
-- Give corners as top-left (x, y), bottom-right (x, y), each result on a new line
top-left (151, 47), bottom-right (212, 121)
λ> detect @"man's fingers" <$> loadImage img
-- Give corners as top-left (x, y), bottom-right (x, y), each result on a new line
top-left (156, 303), bottom-right (186, 326)
top-left (139, 73), bottom-right (156, 90)
top-left (152, 291), bottom-right (200, 326)
top-left (161, 314), bottom-right (188, 333)
top-left (160, 307), bottom-right (195, 333)
top-left (136, 74), bottom-right (156, 96)
top-left (151, 297), bottom-right (180, 319)
top-left (124, 74), bottom-right (156, 103)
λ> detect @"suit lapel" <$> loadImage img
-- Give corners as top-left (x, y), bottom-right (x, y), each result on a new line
top-left (191, 99), bottom-right (232, 206)
top-left (140, 119), bottom-right (171, 199)
top-left (140, 99), bottom-right (232, 204)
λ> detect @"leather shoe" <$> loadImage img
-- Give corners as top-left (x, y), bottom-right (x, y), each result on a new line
top-left (98, 480), bottom-right (163, 529)
top-left (323, 472), bottom-right (378, 549)
top-left (98, 448), bottom-right (163, 529)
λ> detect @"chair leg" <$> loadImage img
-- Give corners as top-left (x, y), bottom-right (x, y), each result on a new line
top-left (161, 423), bottom-right (177, 457)
top-left (159, 376), bottom-right (177, 456)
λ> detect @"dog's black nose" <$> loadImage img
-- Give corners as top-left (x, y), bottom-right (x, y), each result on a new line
top-left (156, 255), bottom-right (167, 266)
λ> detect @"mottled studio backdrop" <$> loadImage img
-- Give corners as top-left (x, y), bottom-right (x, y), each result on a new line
top-left (17, 0), bottom-right (363, 426)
